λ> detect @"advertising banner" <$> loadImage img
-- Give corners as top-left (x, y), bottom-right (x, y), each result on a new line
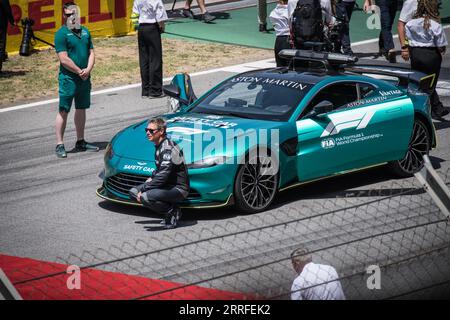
top-left (6, 0), bottom-right (134, 54)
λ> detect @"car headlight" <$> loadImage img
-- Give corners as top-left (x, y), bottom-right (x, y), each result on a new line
top-left (187, 156), bottom-right (230, 169)
top-left (104, 143), bottom-right (114, 160)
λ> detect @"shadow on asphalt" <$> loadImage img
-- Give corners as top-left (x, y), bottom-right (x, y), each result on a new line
top-left (141, 219), bottom-right (199, 231)
top-left (67, 141), bottom-right (109, 154)
top-left (98, 198), bottom-right (241, 222)
top-left (211, 12), bottom-right (231, 20)
top-left (167, 10), bottom-right (231, 21)
top-left (268, 162), bottom-right (443, 210)
top-left (98, 159), bottom-right (448, 223)
top-left (0, 70), bottom-right (27, 78)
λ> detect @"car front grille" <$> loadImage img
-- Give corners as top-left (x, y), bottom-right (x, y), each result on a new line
top-left (106, 173), bottom-right (148, 195)
top-left (106, 173), bottom-right (201, 200)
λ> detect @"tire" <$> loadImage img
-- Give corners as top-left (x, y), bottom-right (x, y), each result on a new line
top-left (388, 119), bottom-right (431, 177)
top-left (234, 148), bottom-right (279, 213)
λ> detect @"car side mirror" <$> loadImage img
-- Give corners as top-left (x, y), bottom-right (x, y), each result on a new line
top-left (163, 84), bottom-right (189, 107)
top-left (164, 73), bottom-right (198, 111)
top-left (312, 100), bottom-right (334, 116)
top-left (163, 83), bottom-right (179, 97)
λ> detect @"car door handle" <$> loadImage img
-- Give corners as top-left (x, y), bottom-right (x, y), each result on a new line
top-left (386, 107), bottom-right (402, 114)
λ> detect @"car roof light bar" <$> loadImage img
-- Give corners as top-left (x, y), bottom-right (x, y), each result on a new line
top-left (279, 49), bottom-right (358, 66)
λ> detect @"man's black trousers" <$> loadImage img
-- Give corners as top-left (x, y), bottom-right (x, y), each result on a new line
top-left (0, 23), bottom-right (7, 71)
top-left (138, 23), bottom-right (163, 97)
top-left (377, 0), bottom-right (398, 53)
top-left (410, 46), bottom-right (443, 110)
top-left (274, 35), bottom-right (290, 67)
top-left (129, 184), bottom-right (185, 215)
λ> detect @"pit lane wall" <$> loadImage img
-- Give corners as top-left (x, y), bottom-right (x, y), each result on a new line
top-left (6, 0), bottom-right (134, 54)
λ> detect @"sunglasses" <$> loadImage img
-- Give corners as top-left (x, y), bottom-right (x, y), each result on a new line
top-left (145, 128), bottom-right (160, 135)
top-left (64, 12), bottom-right (75, 17)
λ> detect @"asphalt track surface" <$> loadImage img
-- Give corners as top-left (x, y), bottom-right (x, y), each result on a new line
top-left (1, 33), bottom-right (450, 298)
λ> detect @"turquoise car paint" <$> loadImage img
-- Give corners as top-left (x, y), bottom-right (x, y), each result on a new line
top-left (99, 64), bottom-right (436, 212)
top-left (296, 96), bottom-right (414, 181)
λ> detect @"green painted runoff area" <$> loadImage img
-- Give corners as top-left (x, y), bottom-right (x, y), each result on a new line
top-left (164, 0), bottom-right (450, 49)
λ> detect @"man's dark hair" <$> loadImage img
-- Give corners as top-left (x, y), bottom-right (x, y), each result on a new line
top-left (149, 117), bottom-right (167, 133)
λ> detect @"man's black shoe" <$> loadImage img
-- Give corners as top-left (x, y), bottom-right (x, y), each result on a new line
top-left (55, 144), bottom-right (67, 158)
top-left (181, 8), bottom-right (194, 19)
top-left (162, 207), bottom-right (180, 229)
top-left (385, 51), bottom-right (397, 63)
top-left (431, 106), bottom-right (450, 119)
top-left (163, 215), bottom-right (177, 229)
top-left (175, 207), bottom-right (182, 222)
top-left (75, 139), bottom-right (100, 152)
top-left (259, 23), bottom-right (267, 32)
top-left (148, 93), bottom-right (166, 99)
top-left (202, 11), bottom-right (216, 23)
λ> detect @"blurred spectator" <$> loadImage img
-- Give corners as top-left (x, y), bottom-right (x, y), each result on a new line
top-left (335, 0), bottom-right (356, 55)
top-left (364, 0), bottom-right (399, 63)
top-left (269, 0), bottom-right (290, 66)
top-left (181, 0), bottom-right (216, 23)
top-left (258, 0), bottom-right (268, 32)
top-left (132, 0), bottom-right (168, 98)
top-left (290, 248), bottom-right (345, 300)
top-left (0, 0), bottom-right (15, 73)
top-left (405, 0), bottom-right (449, 119)
top-left (398, 0), bottom-right (417, 61)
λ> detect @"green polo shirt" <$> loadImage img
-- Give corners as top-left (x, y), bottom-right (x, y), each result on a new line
top-left (54, 25), bottom-right (93, 78)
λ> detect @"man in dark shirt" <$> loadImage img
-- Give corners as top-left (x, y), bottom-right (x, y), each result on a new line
top-left (129, 117), bottom-right (190, 229)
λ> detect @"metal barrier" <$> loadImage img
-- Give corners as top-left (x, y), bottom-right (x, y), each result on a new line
top-left (2, 168), bottom-right (450, 300)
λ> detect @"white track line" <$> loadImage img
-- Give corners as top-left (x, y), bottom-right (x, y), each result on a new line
top-left (2, 25), bottom-right (450, 113)
top-left (0, 59), bottom-right (274, 114)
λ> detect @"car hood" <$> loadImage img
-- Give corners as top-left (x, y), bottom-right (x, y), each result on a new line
top-left (111, 112), bottom-right (289, 162)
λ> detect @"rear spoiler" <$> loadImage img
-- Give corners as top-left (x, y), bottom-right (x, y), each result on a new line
top-left (346, 64), bottom-right (435, 92)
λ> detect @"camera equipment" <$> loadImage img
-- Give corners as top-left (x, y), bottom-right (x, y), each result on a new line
top-left (300, 15), bottom-right (348, 54)
top-left (19, 18), bottom-right (34, 56)
top-left (324, 16), bottom-right (346, 53)
top-left (19, 18), bottom-right (55, 56)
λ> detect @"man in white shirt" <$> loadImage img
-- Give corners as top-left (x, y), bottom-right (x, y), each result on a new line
top-left (398, 0), bottom-right (418, 61)
top-left (270, 0), bottom-right (290, 66)
top-left (132, 0), bottom-right (168, 98)
top-left (290, 248), bottom-right (345, 300)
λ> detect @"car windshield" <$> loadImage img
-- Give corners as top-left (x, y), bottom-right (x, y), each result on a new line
top-left (189, 75), bottom-right (312, 121)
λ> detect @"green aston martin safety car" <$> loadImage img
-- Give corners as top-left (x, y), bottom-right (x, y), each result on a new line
top-left (97, 50), bottom-right (436, 213)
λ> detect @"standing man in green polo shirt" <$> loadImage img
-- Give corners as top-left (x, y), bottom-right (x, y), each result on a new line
top-left (54, 2), bottom-right (98, 158)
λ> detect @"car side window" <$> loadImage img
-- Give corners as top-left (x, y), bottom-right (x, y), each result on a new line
top-left (358, 83), bottom-right (377, 98)
top-left (300, 82), bottom-right (358, 118)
